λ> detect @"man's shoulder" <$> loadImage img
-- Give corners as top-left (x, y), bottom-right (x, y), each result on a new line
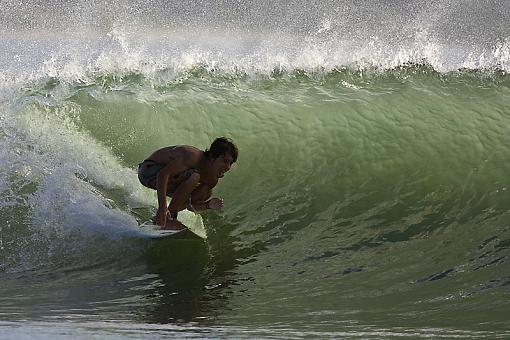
top-left (178, 145), bottom-right (203, 166)
top-left (179, 145), bottom-right (201, 153)
top-left (160, 145), bottom-right (200, 155)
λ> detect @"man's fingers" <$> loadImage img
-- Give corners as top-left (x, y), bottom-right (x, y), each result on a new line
top-left (211, 198), bottom-right (224, 209)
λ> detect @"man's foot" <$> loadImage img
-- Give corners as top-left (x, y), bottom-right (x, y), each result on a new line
top-left (161, 219), bottom-right (187, 231)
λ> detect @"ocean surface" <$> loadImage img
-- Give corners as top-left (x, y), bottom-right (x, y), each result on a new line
top-left (1, 0), bottom-right (510, 338)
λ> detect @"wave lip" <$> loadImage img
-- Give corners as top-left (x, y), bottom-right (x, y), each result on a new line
top-left (0, 27), bottom-right (509, 96)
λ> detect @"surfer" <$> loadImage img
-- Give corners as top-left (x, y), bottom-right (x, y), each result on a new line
top-left (138, 137), bottom-right (238, 230)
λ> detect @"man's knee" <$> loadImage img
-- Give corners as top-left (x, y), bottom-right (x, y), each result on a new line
top-left (169, 172), bottom-right (198, 194)
top-left (178, 172), bottom-right (200, 192)
top-left (188, 172), bottom-right (200, 185)
top-left (191, 183), bottom-right (212, 202)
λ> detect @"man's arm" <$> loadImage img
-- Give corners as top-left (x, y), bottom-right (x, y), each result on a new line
top-left (188, 201), bottom-right (210, 211)
top-left (188, 198), bottom-right (224, 211)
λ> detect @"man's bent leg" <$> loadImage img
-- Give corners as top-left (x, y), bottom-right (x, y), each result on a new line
top-left (190, 183), bottom-right (212, 204)
top-left (168, 172), bottom-right (200, 213)
top-left (160, 173), bottom-right (200, 230)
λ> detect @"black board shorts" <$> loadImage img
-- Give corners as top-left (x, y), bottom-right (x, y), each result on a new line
top-left (137, 160), bottom-right (198, 197)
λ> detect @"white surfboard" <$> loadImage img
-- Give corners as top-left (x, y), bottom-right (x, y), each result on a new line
top-left (138, 210), bottom-right (207, 239)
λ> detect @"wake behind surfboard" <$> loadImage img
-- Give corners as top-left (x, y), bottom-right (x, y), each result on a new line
top-left (137, 210), bottom-right (207, 239)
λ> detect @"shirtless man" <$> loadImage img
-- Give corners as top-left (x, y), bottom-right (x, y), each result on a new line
top-left (138, 137), bottom-right (238, 230)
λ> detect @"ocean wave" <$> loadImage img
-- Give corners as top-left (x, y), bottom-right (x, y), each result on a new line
top-left (0, 29), bottom-right (509, 100)
top-left (2, 1), bottom-right (510, 332)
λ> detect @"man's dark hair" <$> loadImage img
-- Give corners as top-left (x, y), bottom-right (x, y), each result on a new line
top-left (205, 137), bottom-right (238, 162)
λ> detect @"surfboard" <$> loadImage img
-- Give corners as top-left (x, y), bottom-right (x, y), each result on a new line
top-left (137, 210), bottom-right (207, 239)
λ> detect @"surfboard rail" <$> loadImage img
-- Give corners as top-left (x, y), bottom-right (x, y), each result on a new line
top-left (137, 210), bottom-right (207, 239)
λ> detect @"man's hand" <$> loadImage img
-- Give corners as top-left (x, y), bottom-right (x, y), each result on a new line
top-left (208, 197), bottom-right (224, 210)
top-left (154, 207), bottom-right (168, 226)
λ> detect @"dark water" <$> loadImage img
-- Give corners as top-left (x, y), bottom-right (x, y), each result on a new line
top-left (1, 0), bottom-right (510, 338)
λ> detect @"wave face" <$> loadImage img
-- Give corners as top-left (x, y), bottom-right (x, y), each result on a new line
top-left (1, 1), bottom-right (510, 338)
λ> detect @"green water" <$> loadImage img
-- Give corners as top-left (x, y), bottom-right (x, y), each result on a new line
top-left (1, 68), bottom-right (509, 338)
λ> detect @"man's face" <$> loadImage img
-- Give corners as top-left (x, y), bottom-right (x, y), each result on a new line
top-left (212, 153), bottom-right (235, 178)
